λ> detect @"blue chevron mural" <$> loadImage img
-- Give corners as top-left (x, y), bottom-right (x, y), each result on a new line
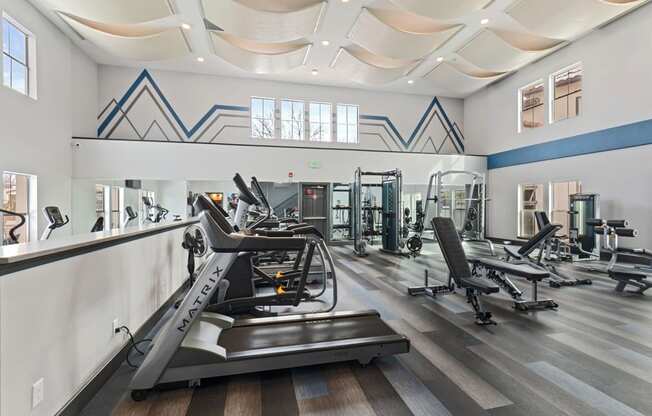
top-left (97, 69), bottom-right (464, 154)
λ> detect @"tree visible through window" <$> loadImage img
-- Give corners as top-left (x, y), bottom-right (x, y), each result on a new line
top-left (309, 102), bottom-right (331, 142)
top-left (337, 104), bottom-right (358, 144)
top-left (281, 100), bottom-right (304, 140)
top-left (251, 97), bottom-right (275, 138)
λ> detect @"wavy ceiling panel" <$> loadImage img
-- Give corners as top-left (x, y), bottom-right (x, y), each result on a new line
top-left (331, 45), bottom-right (419, 85)
top-left (349, 8), bottom-right (462, 61)
top-left (60, 13), bottom-right (189, 60)
top-left (507, 0), bottom-right (644, 39)
top-left (202, 0), bottom-right (326, 43)
top-left (422, 61), bottom-right (505, 96)
top-left (387, 0), bottom-right (493, 21)
top-left (458, 29), bottom-right (563, 72)
top-left (209, 32), bottom-right (311, 73)
top-left (236, 0), bottom-right (324, 13)
top-left (48, 0), bottom-right (172, 24)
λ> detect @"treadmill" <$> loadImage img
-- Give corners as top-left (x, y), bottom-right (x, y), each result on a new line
top-left (129, 191), bottom-right (409, 400)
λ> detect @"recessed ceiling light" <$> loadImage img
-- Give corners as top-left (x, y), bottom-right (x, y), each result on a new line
top-left (407, 80), bottom-right (414, 84)
top-left (197, 57), bottom-right (205, 63)
top-left (342, 0), bottom-right (350, 2)
top-left (181, 23), bottom-right (191, 30)
top-left (436, 56), bottom-right (444, 62)
top-left (311, 68), bottom-right (319, 75)
top-left (480, 18), bottom-right (489, 25)
top-left (321, 40), bottom-right (330, 46)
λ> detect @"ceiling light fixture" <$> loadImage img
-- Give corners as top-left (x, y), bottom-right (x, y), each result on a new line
top-left (181, 23), bottom-right (191, 30)
top-left (480, 18), bottom-right (489, 25)
top-left (436, 56), bottom-right (444, 62)
top-left (197, 57), bottom-right (205, 63)
top-left (407, 80), bottom-right (414, 84)
top-left (342, 0), bottom-right (350, 3)
top-left (311, 68), bottom-right (319, 75)
top-left (321, 40), bottom-right (330, 46)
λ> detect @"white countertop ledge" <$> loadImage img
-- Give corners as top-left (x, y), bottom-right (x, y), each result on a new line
top-left (0, 219), bottom-right (198, 265)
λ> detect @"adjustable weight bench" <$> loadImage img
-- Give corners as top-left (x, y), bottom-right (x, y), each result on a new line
top-left (607, 252), bottom-right (652, 294)
top-left (410, 218), bottom-right (557, 324)
top-left (504, 220), bottom-right (592, 288)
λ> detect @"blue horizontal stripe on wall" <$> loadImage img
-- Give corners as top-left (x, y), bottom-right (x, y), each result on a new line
top-left (487, 118), bottom-right (652, 169)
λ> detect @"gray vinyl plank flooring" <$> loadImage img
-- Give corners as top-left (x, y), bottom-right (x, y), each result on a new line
top-left (81, 243), bottom-right (652, 416)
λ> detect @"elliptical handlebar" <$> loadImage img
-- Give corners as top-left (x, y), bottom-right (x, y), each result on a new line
top-left (0, 208), bottom-right (27, 244)
top-left (248, 176), bottom-right (272, 230)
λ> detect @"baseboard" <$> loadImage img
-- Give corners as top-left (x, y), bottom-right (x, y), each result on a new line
top-left (56, 278), bottom-right (190, 416)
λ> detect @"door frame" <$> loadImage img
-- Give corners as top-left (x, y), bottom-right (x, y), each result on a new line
top-left (299, 182), bottom-right (331, 243)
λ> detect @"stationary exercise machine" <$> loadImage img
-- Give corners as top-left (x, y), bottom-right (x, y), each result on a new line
top-left (0, 208), bottom-right (26, 245)
top-left (122, 206), bottom-right (138, 228)
top-left (41, 206), bottom-right (106, 239)
top-left (352, 168), bottom-right (406, 256)
top-left (129, 180), bottom-right (410, 400)
top-left (420, 170), bottom-right (495, 256)
top-left (142, 197), bottom-right (169, 223)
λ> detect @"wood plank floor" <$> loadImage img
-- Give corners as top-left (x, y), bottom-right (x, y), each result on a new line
top-left (81, 243), bottom-right (652, 416)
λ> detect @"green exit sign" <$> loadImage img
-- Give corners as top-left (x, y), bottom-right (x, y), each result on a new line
top-left (308, 160), bottom-right (321, 169)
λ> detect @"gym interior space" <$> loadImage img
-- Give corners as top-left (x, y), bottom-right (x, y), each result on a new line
top-left (2, 1), bottom-right (652, 415)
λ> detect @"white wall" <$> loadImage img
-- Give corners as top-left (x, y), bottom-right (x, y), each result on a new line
top-left (71, 139), bottom-right (486, 186)
top-left (464, 4), bottom-right (652, 247)
top-left (96, 66), bottom-right (465, 154)
top-left (0, 227), bottom-right (188, 416)
top-left (0, 0), bottom-right (98, 238)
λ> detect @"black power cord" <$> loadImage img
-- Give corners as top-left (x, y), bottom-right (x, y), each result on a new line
top-left (117, 326), bottom-right (152, 369)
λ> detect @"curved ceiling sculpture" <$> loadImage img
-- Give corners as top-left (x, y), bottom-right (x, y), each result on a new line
top-left (209, 32), bottom-right (311, 73)
top-left (202, 0), bottom-right (326, 43)
top-left (47, 0), bottom-right (172, 24)
top-left (387, 0), bottom-right (493, 21)
top-left (348, 8), bottom-right (462, 61)
top-left (422, 61), bottom-right (505, 96)
top-left (59, 13), bottom-right (189, 61)
top-left (236, 0), bottom-right (324, 13)
top-left (457, 29), bottom-right (563, 72)
top-left (507, 0), bottom-right (644, 39)
top-left (330, 45), bottom-right (419, 85)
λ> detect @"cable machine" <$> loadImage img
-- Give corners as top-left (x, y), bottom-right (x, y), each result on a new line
top-left (352, 168), bottom-right (405, 256)
top-left (422, 170), bottom-right (495, 256)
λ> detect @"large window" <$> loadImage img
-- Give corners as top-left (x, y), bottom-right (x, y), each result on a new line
top-left (551, 63), bottom-right (582, 123)
top-left (518, 80), bottom-right (544, 132)
top-left (336, 104), bottom-right (358, 144)
top-left (251, 97), bottom-right (275, 139)
top-left (280, 99), bottom-right (304, 140)
top-left (309, 102), bottom-right (331, 142)
top-left (110, 186), bottom-right (123, 229)
top-left (2, 14), bottom-right (34, 97)
top-left (2, 172), bottom-right (31, 244)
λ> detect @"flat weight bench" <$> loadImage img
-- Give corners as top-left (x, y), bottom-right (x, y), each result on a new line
top-left (470, 257), bottom-right (557, 311)
top-left (504, 220), bottom-right (592, 288)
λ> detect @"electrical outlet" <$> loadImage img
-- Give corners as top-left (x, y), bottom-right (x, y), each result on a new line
top-left (32, 378), bottom-right (44, 408)
top-left (112, 318), bottom-right (120, 336)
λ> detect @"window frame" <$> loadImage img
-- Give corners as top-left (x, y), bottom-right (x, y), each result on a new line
top-left (549, 62), bottom-right (582, 125)
top-left (336, 103), bottom-right (359, 144)
top-left (517, 79), bottom-right (545, 133)
top-left (2, 12), bottom-right (36, 99)
top-left (280, 98), bottom-right (305, 141)
top-left (309, 101), bottom-right (332, 142)
top-left (250, 96), bottom-right (276, 139)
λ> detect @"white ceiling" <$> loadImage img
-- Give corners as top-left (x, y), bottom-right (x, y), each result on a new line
top-left (28, 0), bottom-right (650, 98)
